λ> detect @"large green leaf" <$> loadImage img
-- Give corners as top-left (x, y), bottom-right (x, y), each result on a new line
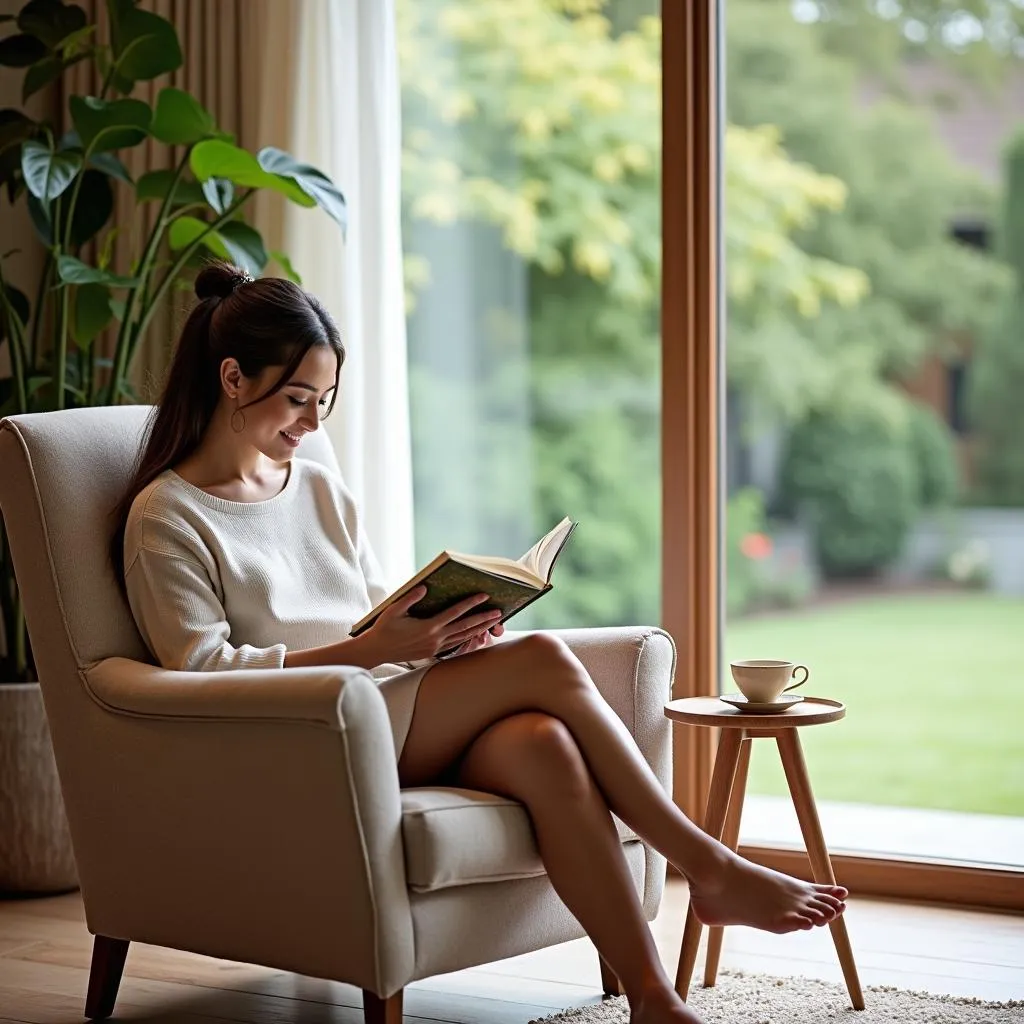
top-left (167, 216), bottom-right (267, 278)
top-left (71, 282), bottom-right (112, 346)
top-left (0, 33), bottom-right (47, 67)
top-left (0, 108), bottom-right (35, 152)
top-left (167, 215), bottom-right (229, 259)
top-left (21, 139), bottom-right (80, 200)
top-left (257, 147), bottom-right (347, 229)
top-left (218, 221), bottom-right (267, 276)
top-left (65, 168), bottom-right (113, 247)
top-left (56, 254), bottom-right (138, 287)
top-left (59, 23), bottom-right (94, 57)
top-left (0, 283), bottom-right (30, 343)
top-left (150, 87), bottom-right (214, 145)
top-left (22, 49), bottom-right (89, 101)
top-left (88, 150), bottom-right (131, 184)
top-left (107, 0), bottom-right (182, 83)
top-left (29, 167), bottom-right (112, 247)
top-left (70, 96), bottom-right (150, 153)
top-left (190, 140), bottom-right (314, 207)
top-left (27, 191), bottom-right (51, 244)
top-left (136, 168), bottom-right (205, 206)
top-left (18, 0), bottom-right (87, 49)
top-left (23, 56), bottom-right (61, 101)
top-left (269, 249), bottom-right (302, 285)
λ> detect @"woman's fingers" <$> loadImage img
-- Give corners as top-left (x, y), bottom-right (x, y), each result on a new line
top-left (435, 593), bottom-right (492, 626)
top-left (443, 609), bottom-right (501, 639)
top-left (443, 618), bottom-right (499, 649)
top-left (386, 584), bottom-right (428, 617)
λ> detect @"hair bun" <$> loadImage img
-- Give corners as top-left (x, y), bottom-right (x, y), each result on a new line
top-left (195, 261), bottom-right (253, 301)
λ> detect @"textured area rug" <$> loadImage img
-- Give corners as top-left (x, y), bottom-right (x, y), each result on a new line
top-left (529, 971), bottom-right (1024, 1023)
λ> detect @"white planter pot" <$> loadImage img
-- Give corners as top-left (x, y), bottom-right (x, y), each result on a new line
top-left (0, 682), bottom-right (78, 894)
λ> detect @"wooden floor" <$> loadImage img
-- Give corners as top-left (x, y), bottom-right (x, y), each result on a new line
top-left (1, 879), bottom-right (1022, 1022)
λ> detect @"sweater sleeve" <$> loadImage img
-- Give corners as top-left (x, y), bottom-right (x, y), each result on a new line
top-left (125, 533), bottom-right (287, 674)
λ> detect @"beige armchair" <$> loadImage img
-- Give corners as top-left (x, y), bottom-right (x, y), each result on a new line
top-left (0, 406), bottom-right (675, 1023)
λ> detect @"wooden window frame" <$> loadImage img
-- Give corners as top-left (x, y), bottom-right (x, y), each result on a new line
top-left (660, 1), bottom-right (1024, 914)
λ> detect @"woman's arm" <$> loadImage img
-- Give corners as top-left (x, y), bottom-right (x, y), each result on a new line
top-left (283, 632), bottom-right (384, 670)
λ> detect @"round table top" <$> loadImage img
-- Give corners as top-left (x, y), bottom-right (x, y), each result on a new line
top-left (664, 695), bottom-right (845, 728)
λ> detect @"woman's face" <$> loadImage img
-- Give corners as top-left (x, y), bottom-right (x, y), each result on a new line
top-left (233, 346), bottom-right (339, 460)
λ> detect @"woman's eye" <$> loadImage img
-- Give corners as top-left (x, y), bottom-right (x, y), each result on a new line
top-left (287, 396), bottom-right (307, 408)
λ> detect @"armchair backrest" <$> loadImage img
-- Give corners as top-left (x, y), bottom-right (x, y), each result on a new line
top-left (0, 405), bottom-right (343, 914)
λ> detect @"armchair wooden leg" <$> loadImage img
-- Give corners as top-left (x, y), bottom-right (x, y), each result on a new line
top-left (84, 935), bottom-right (130, 1020)
top-left (598, 953), bottom-right (624, 998)
top-left (363, 987), bottom-right (403, 1024)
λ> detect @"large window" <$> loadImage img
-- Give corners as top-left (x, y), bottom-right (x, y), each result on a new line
top-left (398, 0), bottom-right (662, 631)
top-left (721, 0), bottom-right (1024, 870)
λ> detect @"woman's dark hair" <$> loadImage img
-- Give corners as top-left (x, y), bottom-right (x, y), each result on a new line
top-left (109, 260), bottom-right (345, 586)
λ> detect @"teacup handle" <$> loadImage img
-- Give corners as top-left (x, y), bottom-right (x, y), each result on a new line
top-left (784, 665), bottom-right (809, 692)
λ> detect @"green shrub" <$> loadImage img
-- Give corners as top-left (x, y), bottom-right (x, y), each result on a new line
top-left (780, 409), bottom-right (920, 578)
top-left (906, 401), bottom-right (959, 507)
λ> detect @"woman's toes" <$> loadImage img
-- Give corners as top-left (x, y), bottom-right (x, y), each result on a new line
top-left (810, 898), bottom-right (838, 920)
top-left (817, 883), bottom-right (848, 900)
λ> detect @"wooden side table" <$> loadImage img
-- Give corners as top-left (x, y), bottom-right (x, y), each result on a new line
top-left (664, 696), bottom-right (864, 1011)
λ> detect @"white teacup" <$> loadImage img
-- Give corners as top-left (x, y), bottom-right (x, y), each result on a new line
top-left (729, 659), bottom-right (809, 704)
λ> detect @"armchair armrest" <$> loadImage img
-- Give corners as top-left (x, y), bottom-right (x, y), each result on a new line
top-left (77, 657), bottom-right (414, 996)
top-left (84, 655), bottom-right (370, 727)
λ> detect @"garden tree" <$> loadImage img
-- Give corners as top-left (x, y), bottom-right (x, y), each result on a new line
top-left (397, 0), bottom-right (868, 625)
top-left (968, 127), bottom-right (1024, 504)
top-left (795, 0), bottom-right (1024, 82)
top-left (727, 0), bottom-right (1010, 429)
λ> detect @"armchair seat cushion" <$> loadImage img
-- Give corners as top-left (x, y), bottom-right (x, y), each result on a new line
top-left (401, 787), bottom-right (638, 893)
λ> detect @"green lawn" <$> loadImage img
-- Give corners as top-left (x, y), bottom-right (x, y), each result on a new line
top-left (724, 593), bottom-right (1024, 816)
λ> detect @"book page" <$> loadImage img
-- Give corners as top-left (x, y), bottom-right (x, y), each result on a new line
top-left (518, 516), bottom-right (576, 582)
top-left (451, 552), bottom-right (544, 587)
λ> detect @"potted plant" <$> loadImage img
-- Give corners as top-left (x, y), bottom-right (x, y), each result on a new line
top-left (0, 0), bottom-right (345, 893)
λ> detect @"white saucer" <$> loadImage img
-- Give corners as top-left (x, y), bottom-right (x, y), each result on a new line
top-left (719, 693), bottom-right (804, 714)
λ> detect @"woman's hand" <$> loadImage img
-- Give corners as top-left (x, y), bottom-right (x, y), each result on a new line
top-left (358, 586), bottom-right (502, 664)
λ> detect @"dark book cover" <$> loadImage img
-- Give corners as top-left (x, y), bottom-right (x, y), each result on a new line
top-left (351, 558), bottom-right (547, 637)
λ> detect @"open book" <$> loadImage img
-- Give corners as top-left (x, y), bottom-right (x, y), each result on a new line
top-left (350, 517), bottom-right (578, 638)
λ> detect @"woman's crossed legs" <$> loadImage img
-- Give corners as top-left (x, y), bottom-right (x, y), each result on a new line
top-left (396, 634), bottom-right (847, 1024)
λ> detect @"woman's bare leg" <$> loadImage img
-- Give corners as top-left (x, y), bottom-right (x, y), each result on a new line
top-left (451, 711), bottom-right (702, 1024)
top-left (398, 634), bottom-right (846, 934)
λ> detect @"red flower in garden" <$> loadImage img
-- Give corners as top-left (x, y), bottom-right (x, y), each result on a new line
top-left (741, 532), bottom-right (772, 560)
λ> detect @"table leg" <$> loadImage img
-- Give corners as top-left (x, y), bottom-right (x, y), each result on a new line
top-left (776, 730), bottom-right (865, 1011)
top-left (703, 736), bottom-right (751, 988)
top-left (675, 727), bottom-right (744, 1001)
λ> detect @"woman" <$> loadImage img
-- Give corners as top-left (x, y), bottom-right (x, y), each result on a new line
top-left (110, 262), bottom-right (846, 1024)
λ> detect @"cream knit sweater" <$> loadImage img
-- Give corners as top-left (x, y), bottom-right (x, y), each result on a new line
top-left (124, 456), bottom-right (413, 682)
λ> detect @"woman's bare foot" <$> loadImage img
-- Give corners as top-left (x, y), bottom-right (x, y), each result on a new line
top-left (688, 849), bottom-right (847, 934)
top-left (631, 983), bottom-right (706, 1024)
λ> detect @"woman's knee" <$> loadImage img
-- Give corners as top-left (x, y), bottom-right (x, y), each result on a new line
top-left (463, 711), bottom-right (590, 794)
top-left (510, 633), bottom-right (593, 692)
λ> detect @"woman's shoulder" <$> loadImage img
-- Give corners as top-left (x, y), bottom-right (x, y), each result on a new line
top-left (128, 470), bottom-right (189, 522)
top-left (124, 471), bottom-right (211, 561)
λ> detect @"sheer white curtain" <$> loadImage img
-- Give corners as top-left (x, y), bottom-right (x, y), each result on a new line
top-left (282, 0), bottom-right (415, 584)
